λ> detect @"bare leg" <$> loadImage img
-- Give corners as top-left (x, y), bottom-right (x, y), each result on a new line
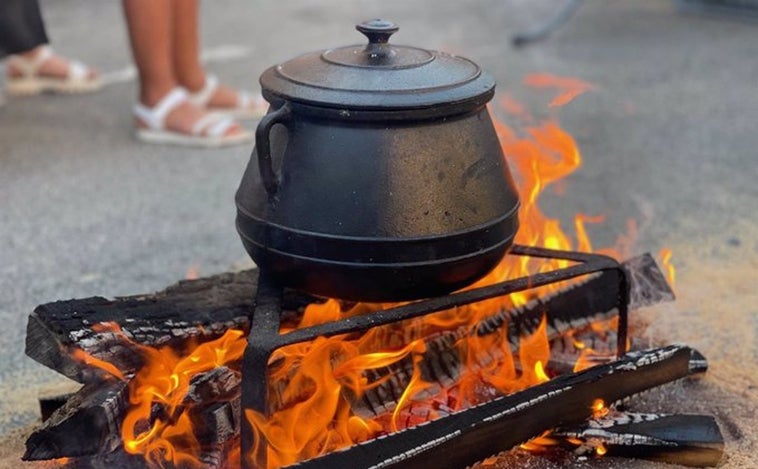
top-left (171, 0), bottom-right (248, 109)
top-left (122, 0), bottom-right (175, 106)
top-left (171, 0), bottom-right (204, 91)
top-left (121, 0), bottom-right (242, 136)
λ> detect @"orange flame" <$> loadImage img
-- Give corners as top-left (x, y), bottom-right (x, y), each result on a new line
top-left (523, 73), bottom-right (595, 108)
top-left (519, 431), bottom-right (558, 452)
top-left (70, 348), bottom-right (126, 381)
top-left (591, 398), bottom-right (609, 419)
top-left (119, 329), bottom-right (246, 467)
top-left (659, 248), bottom-right (676, 287)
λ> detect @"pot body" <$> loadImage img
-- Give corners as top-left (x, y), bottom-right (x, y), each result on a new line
top-left (235, 102), bottom-right (520, 301)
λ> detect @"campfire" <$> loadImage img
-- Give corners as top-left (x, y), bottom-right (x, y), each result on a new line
top-left (22, 22), bottom-right (722, 469)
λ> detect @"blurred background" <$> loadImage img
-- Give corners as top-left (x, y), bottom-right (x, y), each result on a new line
top-left (1, 0), bottom-right (757, 466)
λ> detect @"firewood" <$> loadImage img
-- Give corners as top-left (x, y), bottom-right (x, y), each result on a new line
top-left (25, 269), bottom-right (320, 382)
top-left (185, 367), bottom-right (241, 446)
top-left (286, 345), bottom-right (696, 469)
top-left (25, 367), bottom-right (242, 461)
top-left (39, 392), bottom-right (77, 423)
top-left (25, 270), bottom-right (258, 382)
top-left (184, 366), bottom-right (241, 405)
top-left (24, 379), bottom-right (128, 461)
top-left (553, 412), bottom-right (724, 467)
top-left (350, 254), bottom-right (673, 417)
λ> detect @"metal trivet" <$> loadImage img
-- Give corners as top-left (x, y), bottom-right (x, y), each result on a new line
top-left (240, 244), bottom-right (630, 469)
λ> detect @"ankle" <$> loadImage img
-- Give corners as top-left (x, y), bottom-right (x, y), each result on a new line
top-left (176, 70), bottom-right (206, 93)
top-left (17, 45), bottom-right (47, 60)
top-left (140, 81), bottom-right (178, 107)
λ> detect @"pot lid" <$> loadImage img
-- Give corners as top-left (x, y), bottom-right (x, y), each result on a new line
top-left (259, 19), bottom-right (495, 111)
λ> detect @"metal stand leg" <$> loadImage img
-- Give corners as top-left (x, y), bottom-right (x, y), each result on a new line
top-left (616, 265), bottom-right (631, 358)
top-left (241, 272), bottom-right (283, 469)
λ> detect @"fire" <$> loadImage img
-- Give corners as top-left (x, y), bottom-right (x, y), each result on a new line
top-left (70, 348), bottom-right (125, 381)
top-left (69, 325), bottom-right (248, 467)
top-left (73, 73), bottom-right (653, 469)
top-left (659, 248), bottom-right (676, 286)
top-left (519, 431), bottom-right (558, 452)
top-left (523, 73), bottom-right (595, 108)
top-left (591, 399), bottom-right (609, 419)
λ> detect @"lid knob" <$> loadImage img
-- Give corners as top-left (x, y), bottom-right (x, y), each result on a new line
top-left (356, 19), bottom-right (398, 60)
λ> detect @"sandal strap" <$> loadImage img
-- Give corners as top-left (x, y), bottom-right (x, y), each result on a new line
top-left (206, 116), bottom-right (236, 137)
top-left (68, 60), bottom-right (88, 81)
top-left (191, 112), bottom-right (236, 137)
top-left (133, 87), bottom-right (189, 130)
top-left (190, 113), bottom-right (220, 136)
top-left (8, 45), bottom-right (53, 77)
top-left (237, 90), bottom-right (251, 109)
top-left (188, 74), bottom-right (219, 107)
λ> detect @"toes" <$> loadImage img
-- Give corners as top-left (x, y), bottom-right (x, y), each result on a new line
top-left (223, 122), bottom-right (245, 137)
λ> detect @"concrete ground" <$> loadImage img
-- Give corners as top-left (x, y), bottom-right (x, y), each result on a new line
top-left (0, 0), bottom-right (757, 467)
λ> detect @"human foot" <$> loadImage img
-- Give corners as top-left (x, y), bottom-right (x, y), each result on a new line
top-left (186, 75), bottom-right (267, 119)
top-left (134, 87), bottom-right (252, 147)
top-left (6, 46), bottom-right (102, 95)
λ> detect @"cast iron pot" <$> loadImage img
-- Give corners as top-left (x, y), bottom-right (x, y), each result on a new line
top-left (236, 20), bottom-right (520, 302)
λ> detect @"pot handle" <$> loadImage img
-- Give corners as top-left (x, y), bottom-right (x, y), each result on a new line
top-left (255, 103), bottom-right (291, 196)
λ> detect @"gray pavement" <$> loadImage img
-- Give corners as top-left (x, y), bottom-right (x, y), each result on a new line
top-left (1, 0), bottom-right (757, 462)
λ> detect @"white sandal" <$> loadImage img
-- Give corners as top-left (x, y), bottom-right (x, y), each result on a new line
top-left (187, 74), bottom-right (267, 120)
top-left (6, 46), bottom-right (102, 96)
top-left (133, 87), bottom-right (253, 148)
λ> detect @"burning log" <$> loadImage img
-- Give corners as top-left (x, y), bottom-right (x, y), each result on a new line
top-left (25, 269), bottom-right (317, 382)
top-left (351, 254), bottom-right (673, 417)
top-left (24, 367), bottom-right (242, 463)
top-left (23, 254), bottom-right (677, 467)
top-left (38, 391), bottom-right (78, 422)
top-left (25, 254), bottom-right (667, 387)
top-left (553, 412), bottom-right (724, 467)
top-left (24, 379), bottom-right (129, 460)
top-left (25, 270), bottom-right (257, 382)
top-left (287, 345), bottom-right (696, 469)
top-left (185, 366), bottom-right (241, 445)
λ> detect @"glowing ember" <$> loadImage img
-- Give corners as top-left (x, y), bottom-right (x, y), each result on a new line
top-left (519, 431), bottom-right (558, 452)
top-left (591, 399), bottom-right (610, 419)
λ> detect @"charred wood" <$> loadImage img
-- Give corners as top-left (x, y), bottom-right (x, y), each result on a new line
top-left (351, 254), bottom-right (673, 418)
top-left (39, 391), bottom-right (77, 423)
top-left (287, 345), bottom-right (696, 469)
top-left (184, 366), bottom-right (241, 405)
top-left (25, 269), bottom-right (321, 382)
top-left (26, 367), bottom-right (243, 461)
top-left (24, 379), bottom-right (129, 461)
top-left (25, 270), bottom-right (259, 382)
top-left (553, 412), bottom-right (724, 467)
top-left (624, 253), bottom-right (675, 308)
top-left (185, 367), bottom-right (241, 446)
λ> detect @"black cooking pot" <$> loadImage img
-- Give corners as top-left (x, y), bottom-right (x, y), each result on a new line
top-left (236, 20), bottom-right (520, 302)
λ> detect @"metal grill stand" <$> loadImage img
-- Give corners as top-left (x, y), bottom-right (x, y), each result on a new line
top-left (240, 245), bottom-right (630, 469)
